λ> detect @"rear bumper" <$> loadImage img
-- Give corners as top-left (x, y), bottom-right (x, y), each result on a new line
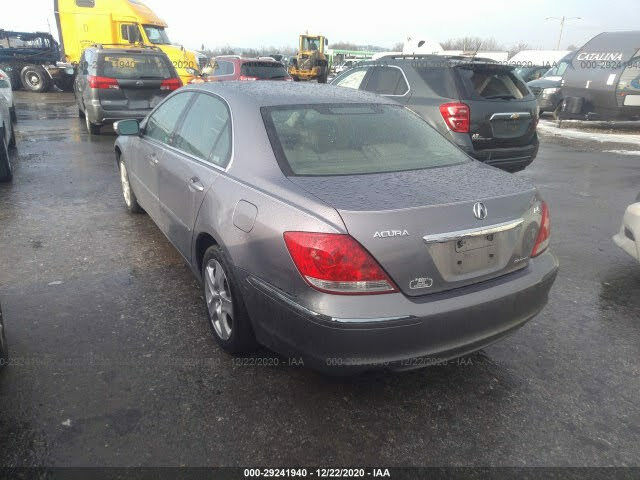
top-left (466, 136), bottom-right (539, 172)
top-left (86, 105), bottom-right (151, 125)
top-left (240, 251), bottom-right (559, 374)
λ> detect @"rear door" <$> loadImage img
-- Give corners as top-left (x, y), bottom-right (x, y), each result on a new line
top-left (156, 92), bottom-right (231, 260)
top-left (96, 52), bottom-right (177, 113)
top-left (455, 64), bottom-right (538, 150)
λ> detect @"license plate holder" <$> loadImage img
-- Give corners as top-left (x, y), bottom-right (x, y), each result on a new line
top-left (452, 235), bottom-right (498, 274)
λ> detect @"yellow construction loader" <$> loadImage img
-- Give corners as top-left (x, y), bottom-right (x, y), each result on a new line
top-left (288, 34), bottom-right (329, 83)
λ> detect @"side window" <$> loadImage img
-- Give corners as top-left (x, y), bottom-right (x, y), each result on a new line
top-left (333, 67), bottom-right (368, 89)
top-left (213, 61), bottom-right (234, 76)
top-left (173, 93), bottom-right (232, 167)
top-left (121, 24), bottom-right (142, 43)
top-left (145, 93), bottom-right (194, 145)
top-left (75, 0), bottom-right (95, 6)
top-left (364, 67), bottom-right (409, 95)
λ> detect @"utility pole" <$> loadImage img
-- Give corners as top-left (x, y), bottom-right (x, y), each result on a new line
top-left (546, 16), bottom-right (581, 50)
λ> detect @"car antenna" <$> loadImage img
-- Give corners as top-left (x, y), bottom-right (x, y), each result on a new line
top-left (470, 40), bottom-right (483, 61)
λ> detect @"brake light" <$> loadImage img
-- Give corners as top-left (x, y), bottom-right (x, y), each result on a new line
top-left (88, 76), bottom-right (119, 89)
top-left (283, 232), bottom-right (398, 295)
top-left (238, 75), bottom-right (258, 81)
top-left (160, 78), bottom-right (182, 91)
top-left (531, 201), bottom-right (550, 257)
top-left (439, 102), bottom-right (470, 133)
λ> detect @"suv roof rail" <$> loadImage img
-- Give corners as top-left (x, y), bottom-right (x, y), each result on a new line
top-left (90, 43), bottom-right (162, 51)
top-left (373, 53), bottom-right (498, 63)
top-left (216, 55), bottom-right (242, 59)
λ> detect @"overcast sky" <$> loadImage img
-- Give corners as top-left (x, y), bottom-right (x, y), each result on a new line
top-left (4, 0), bottom-right (640, 52)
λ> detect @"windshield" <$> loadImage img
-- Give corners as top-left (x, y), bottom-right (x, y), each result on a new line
top-left (98, 53), bottom-right (173, 79)
top-left (544, 61), bottom-right (569, 78)
top-left (240, 62), bottom-right (289, 79)
top-left (263, 104), bottom-right (468, 176)
top-left (143, 26), bottom-right (171, 45)
top-left (302, 37), bottom-right (321, 51)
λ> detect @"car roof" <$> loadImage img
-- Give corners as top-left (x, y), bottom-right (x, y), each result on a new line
top-left (360, 55), bottom-right (499, 67)
top-left (183, 82), bottom-right (396, 107)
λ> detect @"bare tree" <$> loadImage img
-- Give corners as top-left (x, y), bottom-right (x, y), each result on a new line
top-left (392, 42), bottom-right (404, 51)
top-left (441, 37), bottom-right (503, 52)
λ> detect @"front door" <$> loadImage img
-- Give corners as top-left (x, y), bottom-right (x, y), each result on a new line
top-left (156, 92), bottom-right (232, 260)
top-left (133, 91), bottom-right (194, 222)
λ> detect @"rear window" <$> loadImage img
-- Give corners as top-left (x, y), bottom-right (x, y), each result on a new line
top-left (240, 62), bottom-right (288, 79)
top-left (414, 67), bottom-right (458, 98)
top-left (98, 53), bottom-right (173, 79)
top-left (263, 104), bottom-right (468, 176)
top-left (457, 67), bottom-right (530, 100)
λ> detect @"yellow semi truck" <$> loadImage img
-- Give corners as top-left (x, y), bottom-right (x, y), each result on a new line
top-left (54, 0), bottom-right (200, 85)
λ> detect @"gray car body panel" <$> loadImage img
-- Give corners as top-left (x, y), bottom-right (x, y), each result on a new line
top-left (115, 82), bottom-right (558, 371)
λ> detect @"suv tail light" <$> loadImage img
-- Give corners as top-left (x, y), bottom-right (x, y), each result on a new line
top-left (531, 201), bottom-right (550, 257)
top-left (88, 76), bottom-right (119, 89)
top-left (283, 232), bottom-right (398, 295)
top-left (238, 75), bottom-right (258, 81)
top-left (160, 78), bottom-right (182, 91)
top-left (439, 102), bottom-right (470, 133)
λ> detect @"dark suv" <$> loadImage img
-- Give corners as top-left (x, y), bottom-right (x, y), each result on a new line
top-left (74, 45), bottom-right (181, 135)
top-left (199, 56), bottom-right (292, 82)
top-left (331, 55), bottom-right (540, 172)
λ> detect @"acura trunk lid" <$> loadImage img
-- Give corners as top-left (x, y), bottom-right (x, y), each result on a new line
top-left (289, 161), bottom-right (543, 296)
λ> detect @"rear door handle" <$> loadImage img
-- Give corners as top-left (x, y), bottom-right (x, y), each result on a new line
top-left (188, 177), bottom-right (205, 192)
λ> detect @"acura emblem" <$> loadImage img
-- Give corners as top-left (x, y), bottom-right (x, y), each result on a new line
top-left (473, 202), bottom-right (488, 220)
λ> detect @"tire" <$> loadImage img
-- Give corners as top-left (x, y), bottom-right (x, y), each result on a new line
top-left (552, 102), bottom-right (563, 121)
top-left (202, 245), bottom-right (257, 354)
top-left (0, 129), bottom-right (12, 182)
top-left (0, 304), bottom-right (7, 368)
top-left (78, 106), bottom-right (85, 119)
top-left (8, 122), bottom-right (15, 149)
top-left (10, 106), bottom-right (16, 123)
top-left (118, 159), bottom-right (143, 213)
top-left (318, 68), bottom-right (328, 84)
top-left (85, 113), bottom-right (100, 135)
top-left (54, 75), bottom-right (75, 92)
top-left (20, 65), bottom-right (51, 93)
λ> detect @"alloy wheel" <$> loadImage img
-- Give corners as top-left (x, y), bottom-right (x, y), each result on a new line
top-left (204, 259), bottom-right (234, 341)
top-left (119, 162), bottom-right (132, 207)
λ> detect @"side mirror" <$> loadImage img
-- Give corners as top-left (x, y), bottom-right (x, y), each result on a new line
top-left (114, 119), bottom-right (140, 136)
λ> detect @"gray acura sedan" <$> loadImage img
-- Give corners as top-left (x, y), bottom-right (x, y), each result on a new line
top-left (114, 82), bottom-right (558, 373)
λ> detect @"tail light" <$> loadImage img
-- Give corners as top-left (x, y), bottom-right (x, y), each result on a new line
top-left (160, 78), bottom-right (182, 91)
top-left (238, 75), bottom-right (258, 81)
top-left (283, 232), bottom-right (398, 295)
top-left (439, 102), bottom-right (470, 133)
top-left (88, 76), bottom-right (119, 89)
top-left (531, 201), bottom-right (550, 257)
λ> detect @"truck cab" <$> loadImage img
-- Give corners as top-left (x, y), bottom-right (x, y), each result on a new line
top-left (54, 0), bottom-right (200, 85)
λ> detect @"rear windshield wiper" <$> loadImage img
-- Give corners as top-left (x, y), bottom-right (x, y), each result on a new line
top-left (484, 94), bottom-right (517, 100)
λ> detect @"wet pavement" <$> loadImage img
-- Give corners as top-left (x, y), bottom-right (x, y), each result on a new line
top-left (0, 91), bottom-right (639, 467)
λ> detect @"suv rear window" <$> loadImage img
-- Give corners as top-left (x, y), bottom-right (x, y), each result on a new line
top-left (263, 104), bottom-right (468, 176)
top-left (98, 53), bottom-right (173, 79)
top-left (240, 62), bottom-right (288, 79)
top-left (456, 67), bottom-right (529, 100)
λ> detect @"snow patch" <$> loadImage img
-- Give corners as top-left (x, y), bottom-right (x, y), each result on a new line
top-left (538, 121), bottom-right (640, 146)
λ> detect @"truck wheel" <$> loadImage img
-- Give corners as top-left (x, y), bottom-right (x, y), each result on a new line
top-left (55, 75), bottom-right (75, 92)
top-left (20, 66), bottom-right (51, 93)
top-left (85, 114), bottom-right (101, 135)
top-left (318, 68), bottom-right (328, 84)
top-left (10, 106), bottom-right (17, 123)
top-left (0, 128), bottom-right (12, 182)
